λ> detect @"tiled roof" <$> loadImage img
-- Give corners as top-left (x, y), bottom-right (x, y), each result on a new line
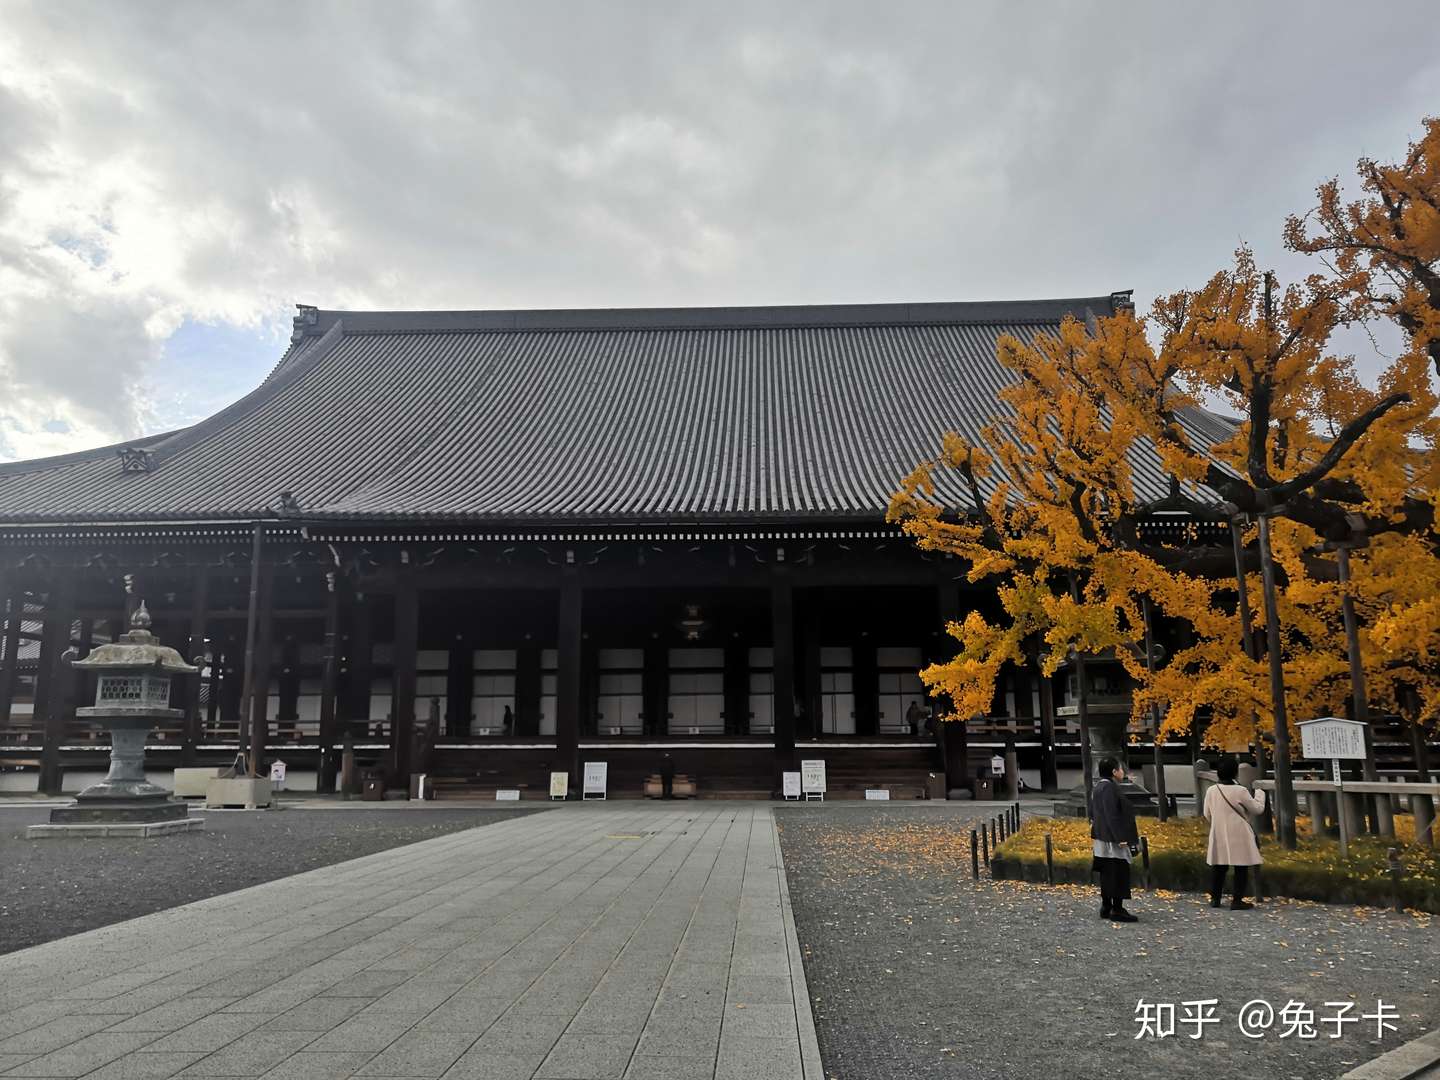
top-left (0, 297), bottom-right (1234, 524)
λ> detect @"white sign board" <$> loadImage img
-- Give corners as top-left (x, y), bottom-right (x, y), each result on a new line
top-left (269, 760), bottom-right (287, 788)
top-left (864, 789), bottom-right (890, 801)
top-left (583, 761), bottom-right (608, 800)
top-left (782, 771), bottom-right (802, 799)
top-left (801, 759), bottom-right (826, 799)
top-left (990, 754), bottom-right (1005, 777)
top-left (550, 771), bottom-right (569, 799)
top-left (1299, 717), bottom-right (1367, 760)
top-left (496, 789), bottom-right (520, 801)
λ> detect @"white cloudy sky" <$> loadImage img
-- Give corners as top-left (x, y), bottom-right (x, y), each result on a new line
top-left (1, 0), bottom-right (1437, 462)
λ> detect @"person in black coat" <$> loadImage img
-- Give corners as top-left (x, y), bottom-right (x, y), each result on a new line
top-left (660, 752), bottom-right (675, 799)
top-left (1091, 756), bottom-right (1141, 922)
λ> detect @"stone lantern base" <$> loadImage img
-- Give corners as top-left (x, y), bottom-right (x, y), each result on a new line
top-left (32, 710), bottom-right (204, 838)
top-left (1054, 712), bottom-right (1159, 818)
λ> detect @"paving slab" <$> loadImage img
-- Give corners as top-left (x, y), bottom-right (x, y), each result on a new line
top-left (0, 805), bottom-right (815, 1080)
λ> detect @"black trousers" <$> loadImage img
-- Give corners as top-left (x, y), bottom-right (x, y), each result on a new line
top-left (1210, 864), bottom-right (1249, 901)
top-left (1093, 857), bottom-right (1132, 904)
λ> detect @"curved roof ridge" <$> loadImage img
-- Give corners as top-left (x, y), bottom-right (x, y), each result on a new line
top-left (296, 295), bottom-right (1119, 339)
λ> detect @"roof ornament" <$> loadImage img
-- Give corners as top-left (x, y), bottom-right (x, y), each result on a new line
top-left (291, 304), bottom-right (320, 343)
top-left (131, 600), bottom-right (153, 631)
top-left (1110, 289), bottom-right (1136, 314)
top-left (117, 447), bottom-right (154, 473)
top-left (277, 490), bottom-right (301, 516)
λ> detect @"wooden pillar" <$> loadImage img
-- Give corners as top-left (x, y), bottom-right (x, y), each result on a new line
top-left (771, 568), bottom-right (796, 765)
top-left (446, 629), bottom-right (473, 738)
top-left (516, 641), bottom-right (541, 737)
top-left (580, 635), bottom-right (599, 738)
top-left (723, 639), bottom-right (748, 737)
top-left (801, 606), bottom-right (822, 740)
top-left (181, 569), bottom-right (208, 767)
top-left (36, 576), bottom-right (77, 796)
top-left (390, 572), bottom-right (418, 786)
top-left (348, 592), bottom-right (373, 736)
top-left (852, 636), bottom-right (878, 736)
top-left (642, 637), bottom-right (667, 738)
top-left (276, 630), bottom-right (301, 747)
top-left (935, 581), bottom-right (968, 793)
top-left (245, 564), bottom-right (275, 777)
top-left (317, 573), bottom-right (343, 792)
top-left (556, 569), bottom-right (583, 782)
top-left (0, 582), bottom-right (24, 728)
top-left (1036, 662), bottom-right (1059, 793)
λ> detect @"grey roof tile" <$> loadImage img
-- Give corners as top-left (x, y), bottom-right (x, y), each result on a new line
top-left (0, 296), bottom-right (1226, 524)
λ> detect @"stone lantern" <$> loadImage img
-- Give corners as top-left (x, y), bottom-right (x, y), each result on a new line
top-left (37, 602), bottom-right (203, 836)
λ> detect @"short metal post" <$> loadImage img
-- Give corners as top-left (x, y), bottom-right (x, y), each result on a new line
top-left (1140, 836), bottom-right (1151, 890)
top-left (1388, 847), bottom-right (1404, 913)
top-left (981, 822), bottom-right (990, 867)
top-left (970, 829), bottom-right (979, 880)
top-left (1044, 832), bottom-right (1054, 885)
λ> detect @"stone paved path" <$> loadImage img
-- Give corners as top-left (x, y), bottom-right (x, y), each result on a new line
top-left (0, 804), bottom-right (821, 1080)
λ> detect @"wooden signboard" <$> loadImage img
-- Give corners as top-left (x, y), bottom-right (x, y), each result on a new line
top-left (583, 761), bottom-right (608, 800)
top-left (801, 759), bottom-right (826, 800)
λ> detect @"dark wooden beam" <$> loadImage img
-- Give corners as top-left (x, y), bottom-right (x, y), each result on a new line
top-left (347, 591), bottom-right (373, 736)
top-left (770, 568), bottom-right (795, 768)
top-left (853, 635), bottom-right (878, 736)
top-left (246, 565), bottom-right (275, 778)
top-left (515, 641), bottom-right (541, 737)
top-left (316, 572), bottom-right (343, 792)
top-left (556, 570), bottom-right (583, 784)
top-left (36, 576), bottom-right (77, 795)
top-left (0, 581), bottom-right (22, 728)
top-left (389, 571), bottom-right (419, 787)
top-left (182, 569), bottom-right (208, 767)
top-left (642, 637), bottom-right (667, 739)
top-left (723, 638), bottom-right (748, 737)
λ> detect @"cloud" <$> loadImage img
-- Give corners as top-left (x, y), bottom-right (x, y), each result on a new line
top-left (1, 0), bottom-right (1438, 461)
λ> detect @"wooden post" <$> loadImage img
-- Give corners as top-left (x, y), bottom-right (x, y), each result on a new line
top-left (348, 592), bottom-right (373, 737)
top-left (1141, 596), bottom-right (1169, 821)
top-left (238, 523), bottom-right (266, 776)
top-left (556, 566), bottom-right (583, 785)
top-left (1044, 832), bottom-right (1054, 884)
top-left (36, 576), bottom-right (77, 796)
top-left (723, 639), bottom-right (749, 737)
top-left (391, 570), bottom-right (419, 787)
top-left (1036, 662), bottom-right (1058, 793)
top-left (515, 640), bottom-right (541, 737)
top-left (246, 565), bottom-right (275, 779)
top-left (1409, 692), bottom-right (1434, 849)
top-left (970, 829), bottom-right (979, 880)
top-left (316, 571), bottom-right (342, 793)
top-left (1335, 544), bottom-right (1393, 836)
top-left (851, 634), bottom-right (877, 736)
top-left (980, 822), bottom-right (989, 867)
top-left (447, 629), bottom-right (474, 738)
top-left (770, 567), bottom-right (796, 766)
top-left (181, 569), bottom-right (208, 767)
top-left (0, 582), bottom-right (23, 729)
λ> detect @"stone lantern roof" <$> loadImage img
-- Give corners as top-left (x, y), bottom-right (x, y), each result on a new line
top-left (71, 603), bottom-right (198, 676)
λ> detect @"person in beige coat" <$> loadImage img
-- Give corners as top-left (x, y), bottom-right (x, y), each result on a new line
top-left (1203, 756), bottom-right (1267, 910)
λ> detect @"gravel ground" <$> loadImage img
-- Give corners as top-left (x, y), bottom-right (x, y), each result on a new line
top-left (0, 801), bottom-right (545, 956)
top-left (776, 803), bottom-right (1439, 1080)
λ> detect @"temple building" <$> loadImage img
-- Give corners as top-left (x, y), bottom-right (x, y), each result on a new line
top-left (0, 294), bottom-right (1231, 798)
